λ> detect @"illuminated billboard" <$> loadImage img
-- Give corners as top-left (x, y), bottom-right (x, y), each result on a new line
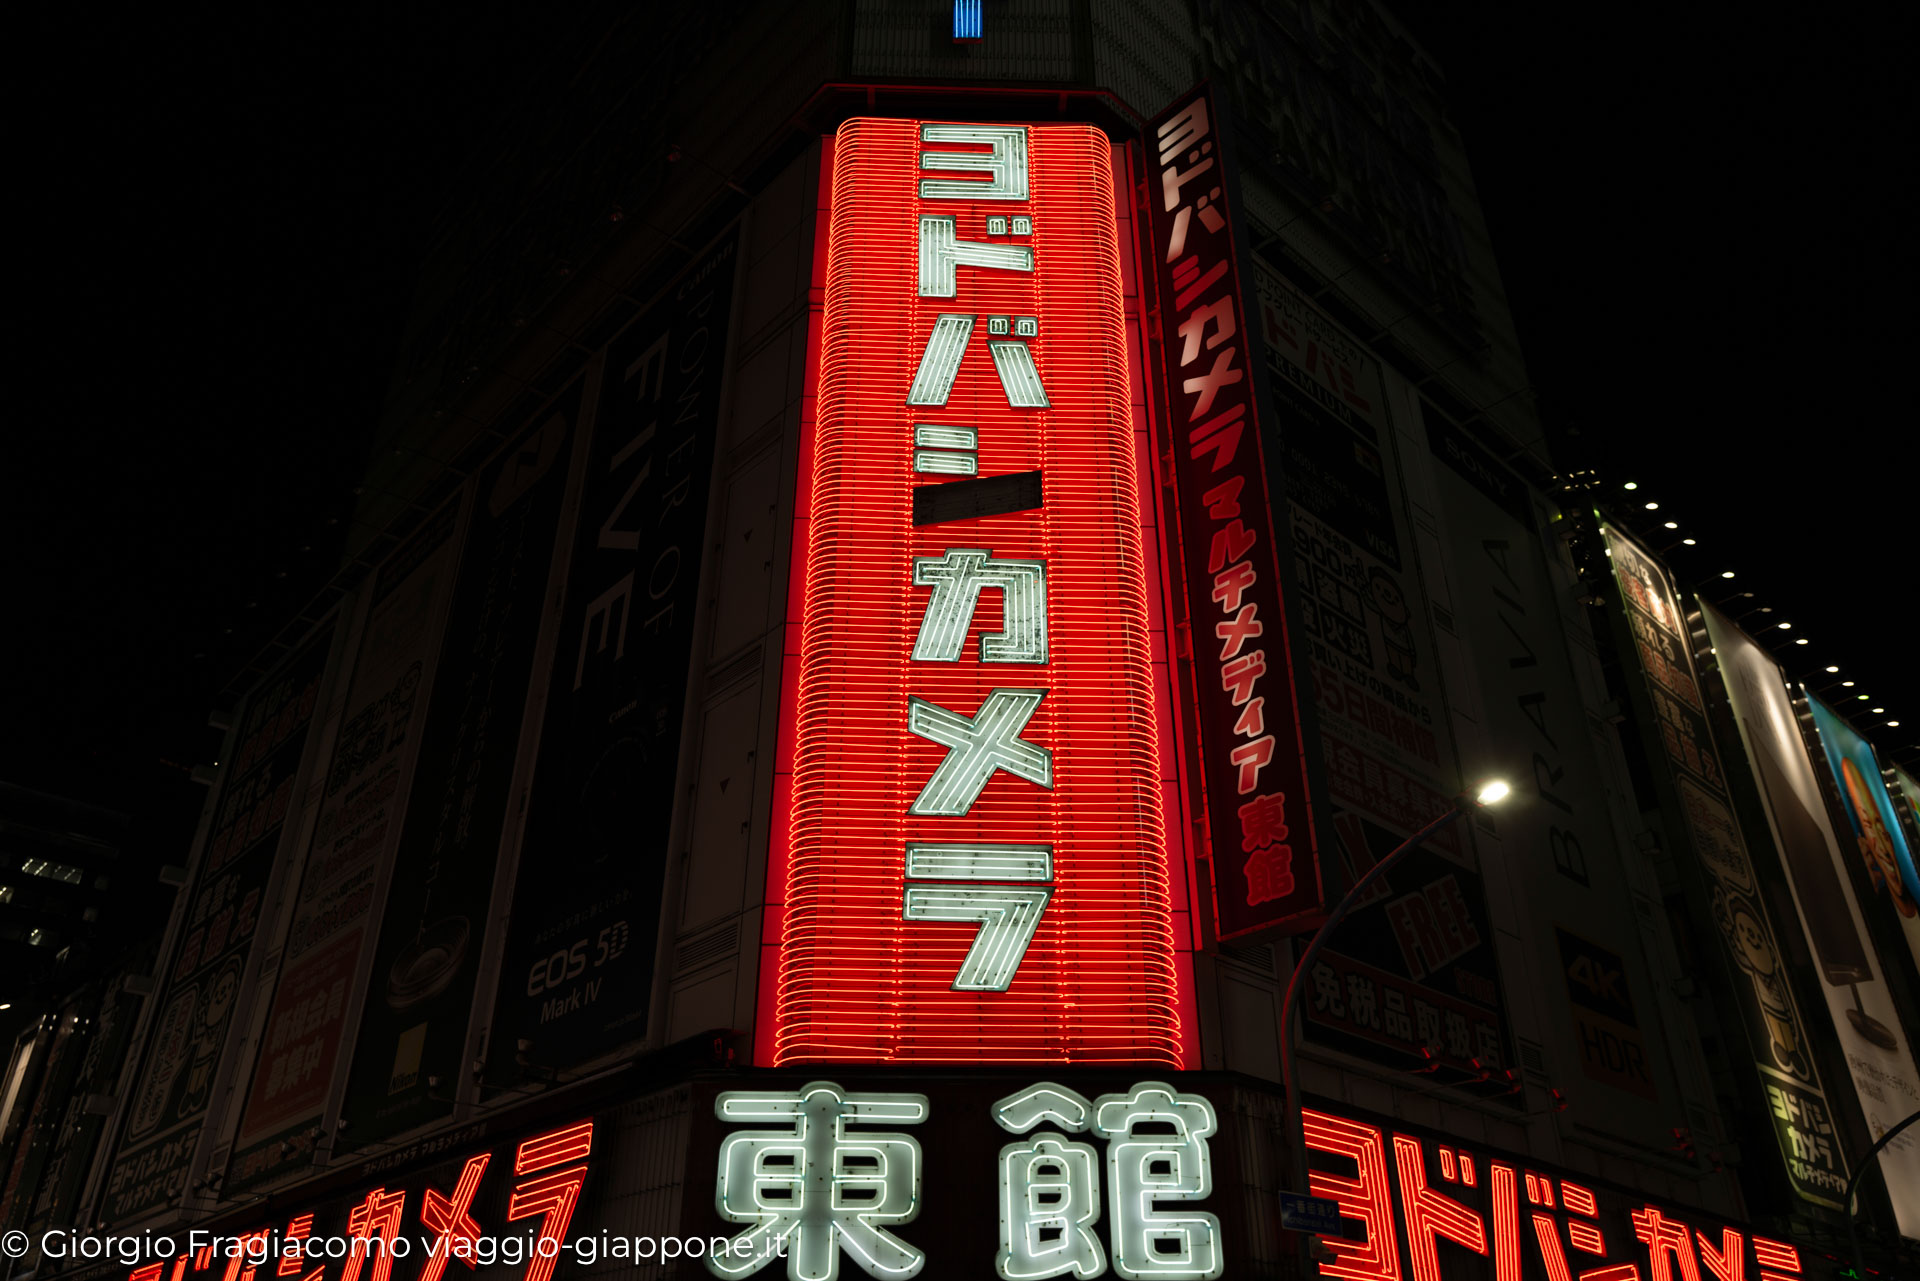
top-left (228, 501), bottom-right (463, 1192)
top-left (766, 119), bottom-right (1190, 1065)
top-left (1602, 530), bottom-right (1848, 1208)
top-left (1704, 605), bottom-right (1920, 1236)
top-left (1807, 693), bottom-right (1920, 977)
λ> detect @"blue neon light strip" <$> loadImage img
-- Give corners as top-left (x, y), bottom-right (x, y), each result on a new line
top-left (954, 0), bottom-right (983, 42)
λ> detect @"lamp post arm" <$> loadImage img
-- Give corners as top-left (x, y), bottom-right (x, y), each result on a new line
top-left (1846, 1106), bottom-right (1919, 1279)
top-left (1280, 800), bottom-right (1471, 1197)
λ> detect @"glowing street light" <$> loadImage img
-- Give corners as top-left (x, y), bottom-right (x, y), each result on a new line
top-left (1476, 779), bottom-right (1512, 806)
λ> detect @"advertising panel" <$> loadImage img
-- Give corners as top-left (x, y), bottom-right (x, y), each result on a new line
top-left (1602, 529), bottom-right (1847, 1208)
top-left (106, 622), bottom-right (337, 1223)
top-left (227, 500), bottom-right (463, 1191)
top-left (1806, 694), bottom-right (1920, 977)
top-left (341, 384), bottom-right (581, 1148)
top-left (1892, 764), bottom-right (1920, 845)
top-left (490, 230), bottom-right (741, 1085)
top-left (1254, 265), bottom-right (1515, 1088)
top-left (1195, 0), bottom-right (1482, 345)
top-left (1429, 416), bottom-right (1678, 1133)
top-left (770, 119), bottom-right (1187, 1064)
top-left (1705, 603), bottom-right (1920, 1236)
top-left (1143, 85), bottom-right (1323, 937)
top-left (0, 1003), bottom-right (81, 1229)
top-left (28, 978), bottom-right (143, 1230)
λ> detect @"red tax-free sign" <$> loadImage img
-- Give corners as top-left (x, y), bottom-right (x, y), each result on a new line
top-left (765, 118), bottom-right (1190, 1065)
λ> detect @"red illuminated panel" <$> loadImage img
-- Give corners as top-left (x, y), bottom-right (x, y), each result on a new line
top-left (1752, 1236), bottom-right (1799, 1280)
top-left (419, 1154), bottom-right (490, 1281)
top-left (340, 1190), bottom-right (405, 1281)
top-left (514, 1119), bottom-right (593, 1174)
top-left (1303, 1108), bottom-right (1403, 1281)
top-left (1393, 1133), bottom-right (1488, 1281)
top-left (771, 118), bottom-right (1184, 1063)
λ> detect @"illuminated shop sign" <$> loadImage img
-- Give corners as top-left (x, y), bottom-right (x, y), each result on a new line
top-left (679, 1080), bottom-right (1806, 1281)
top-left (707, 1080), bottom-right (1222, 1280)
top-left (1142, 85), bottom-right (1321, 939)
top-left (115, 1122), bottom-right (594, 1281)
top-left (1303, 1107), bottom-right (1806, 1281)
top-left (769, 118), bottom-right (1185, 1063)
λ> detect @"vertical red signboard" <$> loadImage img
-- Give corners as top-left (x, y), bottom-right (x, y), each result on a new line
top-left (769, 118), bottom-right (1187, 1064)
top-left (1143, 86), bottom-right (1322, 938)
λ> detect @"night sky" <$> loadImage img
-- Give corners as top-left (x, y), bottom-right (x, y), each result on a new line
top-left (7, 4), bottom-right (1911, 924)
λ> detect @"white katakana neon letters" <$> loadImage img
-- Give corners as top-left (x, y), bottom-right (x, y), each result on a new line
top-left (919, 215), bottom-right (1033, 297)
top-left (911, 549), bottom-right (1048, 664)
top-left (1092, 1085), bottom-right (1223, 1281)
top-left (907, 314), bottom-right (1050, 408)
top-left (708, 1083), bottom-right (929, 1280)
top-left (903, 844), bottom-right (1054, 990)
top-left (995, 1084), bottom-right (1106, 1280)
top-left (899, 123), bottom-right (1053, 991)
top-left (907, 689), bottom-right (1053, 815)
top-left (903, 884), bottom-right (1053, 991)
top-left (919, 124), bottom-right (1029, 201)
top-left (913, 424), bottom-right (978, 475)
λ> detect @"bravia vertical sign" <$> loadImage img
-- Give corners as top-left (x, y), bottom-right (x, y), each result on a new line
top-left (774, 120), bottom-right (1183, 1064)
top-left (1142, 86), bottom-right (1321, 939)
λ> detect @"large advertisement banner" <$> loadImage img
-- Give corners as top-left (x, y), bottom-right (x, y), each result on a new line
top-left (106, 623), bottom-right (336, 1222)
top-left (28, 978), bottom-right (141, 1231)
top-left (226, 501), bottom-right (463, 1190)
top-left (1807, 694), bottom-right (1920, 978)
top-left (770, 119), bottom-right (1185, 1064)
top-left (1892, 764), bottom-right (1920, 847)
top-left (489, 231), bottom-right (741, 1085)
top-left (1603, 529), bottom-right (1847, 1208)
top-left (1143, 86), bottom-right (1323, 937)
top-left (1430, 416), bottom-right (1679, 1136)
top-left (341, 384), bottom-right (580, 1148)
top-left (1254, 266), bottom-right (1515, 1088)
top-left (1705, 604), bottom-right (1920, 1236)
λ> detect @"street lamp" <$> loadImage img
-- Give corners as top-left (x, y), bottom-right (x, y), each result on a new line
top-left (1279, 781), bottom-right (1513, 1240)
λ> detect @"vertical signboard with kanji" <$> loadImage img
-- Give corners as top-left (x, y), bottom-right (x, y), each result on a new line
top-left (489, 231), bottom-right (742, 1084)
top-left (106, 621), bottom-right (338, 1222)
top-left (768, 118), bottom-right (1189, 1064)
top-left (226, 500), bottom-right (463, 1190)
top-left (1142, 85), bottom-right (1323, 938)
top-left (341, 384), bottom-right (581, 1147)
top-left (1603, 528), bottom-right (1848, 1207)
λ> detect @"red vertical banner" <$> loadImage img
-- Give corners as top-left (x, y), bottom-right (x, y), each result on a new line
top-left (1142, 86), bottom-right (1322, 938)
top-left (770, 118), bottom-right (1185, 1065)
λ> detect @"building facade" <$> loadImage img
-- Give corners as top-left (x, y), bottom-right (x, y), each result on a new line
top-left (6, 3), bottom-right (1918, 1279)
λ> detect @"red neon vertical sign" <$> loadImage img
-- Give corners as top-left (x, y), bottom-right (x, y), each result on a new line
top-left (770, 118), bottom-right (1185, 1064)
